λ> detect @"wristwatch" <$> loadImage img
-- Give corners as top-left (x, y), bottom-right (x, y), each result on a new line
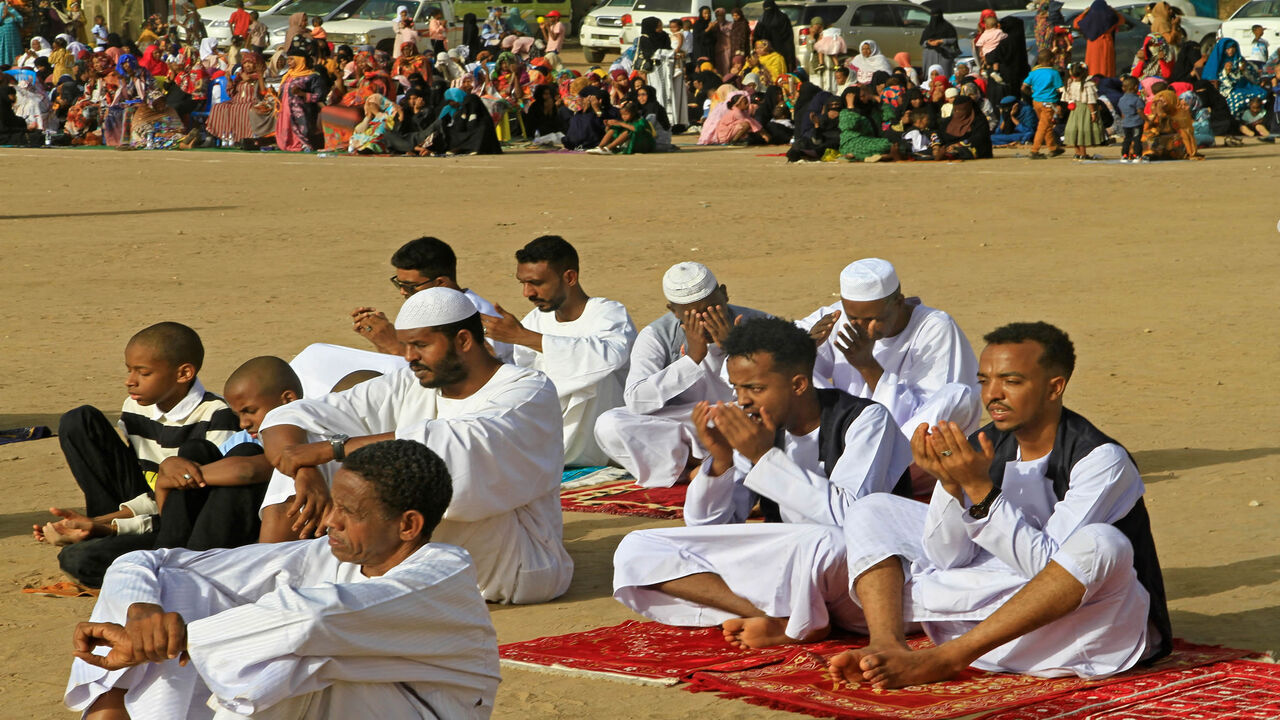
top-left (328, 433), bottom-right (351, 462)
top-left (967, 486), bottom-right (1001, 519)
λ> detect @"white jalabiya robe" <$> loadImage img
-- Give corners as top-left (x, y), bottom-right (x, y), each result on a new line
top-left (290, 343), bottom-right (409, 402)
top-left (796, 299), bottom-right (981, 437)
top-left (513, 297), bottom-right (637, 467)
top-left (66, 541), bottom-right (500, 720)
top-left (843, 445), bottom-right (1156, 678)
top-left (259, 364), bottom-right (573, 604)
top-left (594, 332), bottom-right (735, 488)
top-left (614, 403), bottom-right (913, 640)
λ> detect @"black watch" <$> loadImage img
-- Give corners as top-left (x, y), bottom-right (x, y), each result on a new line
top-left (967, 486), bottom-right (1001, 519)
top-left (328, 433), bottom-right (350, 462)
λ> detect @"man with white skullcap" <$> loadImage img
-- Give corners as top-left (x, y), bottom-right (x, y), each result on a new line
top-left (256, 287), bottom-right (573, 604)
top-left (797, 259), bottom-right (981, 457)
top-left (481, 235), bottom-right (637, 467)
top-left (593, 262), bottom-right (772, 487)
top-left (613, 317), bottom-right (915, 650)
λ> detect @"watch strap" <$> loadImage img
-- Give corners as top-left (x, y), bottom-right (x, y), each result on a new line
top-left (967, 486), bottom-right (1001, 519)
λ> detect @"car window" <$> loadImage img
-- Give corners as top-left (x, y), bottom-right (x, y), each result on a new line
top-left (802, 5), bottom-right (846, 24)
top-left (275, 0), bottom-right (350, 17)
top-left (852, 3), bottom-right (901, 26)
top-left (1235, 0), bottom-right (1280, 18)
top-left (898, 5), bottom-right (930, 26)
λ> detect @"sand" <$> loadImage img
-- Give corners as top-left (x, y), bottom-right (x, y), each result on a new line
top-left (1, 139), bottom-right (1277, 719)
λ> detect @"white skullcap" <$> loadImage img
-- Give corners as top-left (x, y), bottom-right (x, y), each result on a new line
top-left (395, 287), bottom-right (478, 330)
top-left (396, 4), bottom-right (407, 11)
top-left (662, 262), bottom-right (718, 304)
top-left (839, 258), bottom-right (899, 302)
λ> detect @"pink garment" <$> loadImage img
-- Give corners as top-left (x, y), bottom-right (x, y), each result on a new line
top-left (699, 90), bottom-right (759, 144)
top-left (512, 36), bottom-right (535, 57)
top-left (712, 103), bottom-right (761, 143)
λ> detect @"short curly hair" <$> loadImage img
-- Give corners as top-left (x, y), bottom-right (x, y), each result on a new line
top-left (341, 440), bottom-right (453, 540)
top-left (722, 317), bottom-right (817, 377)
top-left (983, 322), bottom-right (1076, 378)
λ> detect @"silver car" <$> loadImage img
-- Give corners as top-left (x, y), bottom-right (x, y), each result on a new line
top-left (742, 0), bottom-right (936, 66)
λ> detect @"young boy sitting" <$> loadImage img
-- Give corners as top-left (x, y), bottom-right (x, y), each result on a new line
top-left (33, 322), bottom-right (240, 587)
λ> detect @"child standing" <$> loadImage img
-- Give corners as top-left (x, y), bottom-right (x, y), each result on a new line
top-left (1117, 75), bottom-right (1145, 161)
top-left (1061, 62), bottom-right (1103, 159)
top-left (1246, 25), bottom-right (1269, 68)
top-left (1023, 49), bottom-right (1063, 158)
top-left (248, 11), bottom-right (269, 55)
top-left (91, 14), bottom-right (108, 49)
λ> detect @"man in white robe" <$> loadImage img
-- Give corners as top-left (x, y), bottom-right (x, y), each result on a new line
top-left (257, 287), bottom-right (572, 605)
top-left (65, 440), bottom-right (500, 720)
top-left (829, 322), bottom-right (1169, 689)
top-left (613, 318), bottom-right (913, 650)
top-left (481, 235), bottom-right (636, 467)
top-left (594, 262), bottom-right (772, 487)
top-left (797, 258), bottom-right (981, 440)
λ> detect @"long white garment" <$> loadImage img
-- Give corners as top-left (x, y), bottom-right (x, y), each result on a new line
top-left (796, 299), bottom-right (981, 436)
top-left (258, 364), bottom-right (573, 604)
top-left (290, 343), bottom-right (410, 401)
top-left (513, 297), bottom-right (637, 467)
top-left (593, 327), bottom-right (735, 487)
top-left (65, 540), bottom-right (500, 720)
top-left (463, 289), bottom-right (514, 363)
top-left (843, 444), bottom-right (1154, 677)
top-left (613, 404), bottom-right (912, 639)
top-left (649, 47), bottom-right (688, 128)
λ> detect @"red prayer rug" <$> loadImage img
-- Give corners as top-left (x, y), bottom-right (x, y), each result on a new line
top-left (500, 620), bottom-right (1250, 718)
top-left (559, 477), bottom-right (686, 520)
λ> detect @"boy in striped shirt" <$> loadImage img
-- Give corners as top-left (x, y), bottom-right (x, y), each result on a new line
top-left (34, 322), bottom-right (239, 587)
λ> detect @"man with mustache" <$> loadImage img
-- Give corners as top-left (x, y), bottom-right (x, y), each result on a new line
top-left (481, 235), bottom-right (637, 467)
top-left (828, 322), bottom-right (1170, 689)
top-left (255, 287), bottom-right (573, 605)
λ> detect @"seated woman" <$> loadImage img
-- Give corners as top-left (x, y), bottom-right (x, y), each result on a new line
top-left (522, 84), bottom-right (564, 142)
top-left (588, 100), bottom-right (655, 154)
top-left (697, 90), bottom-right (763, 145)
top-left (563, 87), bottom-right (615, 149)
top-left (348, 93), bottom-right (405, 153)
top-left (839, 86), bottom-right (899, 161)
top-left (785, 94), bottom-right (842, 162)
top-left (207, 50), bottom-right (275, 145)
top-left (938, 94), bottom-right (993, 158)
top-left (1141, 87), bottom-right (1200, 160)
top-left (901, 109), bottom-right (944, 160)
top-left (415, 87), bottom-right (502, 155)
top-left (990, 94), bottom-right (1035, 144)
top-left (127, 91), bottom-right (197, 149)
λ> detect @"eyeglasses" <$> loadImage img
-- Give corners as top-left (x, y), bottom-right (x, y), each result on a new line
top-left (389, 275), bottom-right (435, 293)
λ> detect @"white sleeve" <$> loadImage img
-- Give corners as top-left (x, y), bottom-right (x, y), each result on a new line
top-left (795, 304), bottom-right (840, 391)
top-left (963, 445), bottom-right (1144, 580)
top-left (742, 403), bottom-right (911, 526)
top-left (869, 315), bottom-right (975, 426)
top-left (623, 328), bottom-right (725, 413)
top-left (683, 457), bottom-right (753, 525)
top-left (259, 371), bottom-right (406, 438)
top-left (920, 485), bottom-right (983, 570)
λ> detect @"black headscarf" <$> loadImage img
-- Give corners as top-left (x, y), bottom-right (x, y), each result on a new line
top-left (921, 8), bottom-right (957, 41)
top-left (634, 84), bottom-right (670, 129)
top-left (461, 13), bottom-right (479, 53)
top-left (691, 7), bottom-right (715, 64)
top-left (753, 0), bottom-right (795, 71)
top-left (1170, 40), bottom-right (1202, 82)
top-left (992, 16), bottom-right (1029, 87)
top-left (1077, 0), bottom-right (1119, 41)
top-left (637, 15), bottom-right (671, 66)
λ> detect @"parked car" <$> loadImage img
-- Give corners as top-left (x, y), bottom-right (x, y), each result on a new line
top-left (740, 0), bottom-right (936, 66)
top-left (1219, 0), bottom-right (1280, 52)
top-left (264, 0), bottom-right (359, 50)
top-left (1056, 0), bottom-right (1220, 45)
top-left (451, 0), bottom-right (575, 32)
top-left (320, 0), bottom-right (463, 54)
top-left (619, 0), bottom-right (740, 46)
top-left (200, 0), bottom-right (294, 47)
top-left (581, 0), bottom-right (636, 63)
top-left (916, 0), bottom-right (1028, 36)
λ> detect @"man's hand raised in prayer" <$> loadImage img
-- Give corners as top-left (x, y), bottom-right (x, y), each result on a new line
top-left (287, 467), bottom-right (331, 539)
top-left (680, 310), bottom-right (709, 364)
top-left (910, 422), bottom-right (994, 506)
top-left (351, 306), bottom-right (404, 355)
top-left (481, 305), bottom-right (542, 351)
top-left (834, 321), bottom-right (884, 390)
top-left (808, 310), bottom-right (840, 346)
top-left (692, 401), bottom-right (733, 476)
top-left (712, 402), bottom-right (777, 465)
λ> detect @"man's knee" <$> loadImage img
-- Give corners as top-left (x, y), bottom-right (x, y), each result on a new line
top-left (1054, 524), bottom-right (1134, 595)
top-left (177, 439), bottom-right (223, 465)
top-left (258, 501), bottom-right (294, 543)
top-left (225, 442), bottom-right (265, 458)
top-left (58, 405), bottom-right (108, 437)
top-left (592, 408), bottom-right (627, 453)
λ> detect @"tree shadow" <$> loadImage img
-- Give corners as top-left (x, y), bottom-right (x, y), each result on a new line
top-left (1133, 447), bottom-right (1280, 481)
top-left (0, 205), bottom-right (240, 221)
top-left (1162, 554), bottom-right (1280, 602)
top-left (1169, 605), bottom-right (1280, 654)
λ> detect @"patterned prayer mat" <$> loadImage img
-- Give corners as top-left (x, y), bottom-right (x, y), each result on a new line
top-left (500, 620), bottom-right (1250, 718)
top-left (559, 470), bottom-right (686, 520)
top-left (977, 659), bottom-right (1280, 720)
top-left (0, 426), bottom-right (51, 445)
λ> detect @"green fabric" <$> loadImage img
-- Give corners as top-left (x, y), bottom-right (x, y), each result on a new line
top-left (838, 110), bottom-right (891, 159)
top-left (622, 117), bottom-right (656, 155)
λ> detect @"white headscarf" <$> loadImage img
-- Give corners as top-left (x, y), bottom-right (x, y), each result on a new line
top-left (922, 63), bottom-right (945, 89)
top-left (199, 37), bottom-right (219, 60)
top-left (848, 40), bottom-right (891, 83)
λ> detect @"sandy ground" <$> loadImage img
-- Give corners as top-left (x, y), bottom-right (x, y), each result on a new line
top-left (1, 140), bottom-right (1278, 719)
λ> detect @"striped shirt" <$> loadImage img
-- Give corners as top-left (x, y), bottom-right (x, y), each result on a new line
top-left (117, 379), bottom-right (240, 491)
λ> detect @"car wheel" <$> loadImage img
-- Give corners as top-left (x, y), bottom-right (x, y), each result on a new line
top-left (584, 47), bottom-right (606, 63)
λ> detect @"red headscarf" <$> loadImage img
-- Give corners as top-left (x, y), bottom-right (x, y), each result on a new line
top-left (139, 45), bottom-right (168, 77)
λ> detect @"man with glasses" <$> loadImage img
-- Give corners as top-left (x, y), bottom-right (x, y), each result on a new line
top-left (352, 236), bottom-right (512, 362)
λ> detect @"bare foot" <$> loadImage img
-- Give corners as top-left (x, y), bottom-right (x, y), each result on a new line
top-left (858, 645), bottom-right (967, 689)
top-left (722, 617), bottom-right (827, 649)
top-left (827, 639), bottom-right (911, 686)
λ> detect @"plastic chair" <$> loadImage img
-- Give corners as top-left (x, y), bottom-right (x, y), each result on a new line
top-left (190, 75), bottom-right (230, 127)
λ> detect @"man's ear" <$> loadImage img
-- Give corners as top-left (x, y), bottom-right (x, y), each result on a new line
top-left (791, 371), bottom-right (811, 396)
top-left (400, 510), bottom-right (426, 542)
top-left (280, 389), bottom-right (300, 405)
top-left (456, 328), bottom-right (477, 353)
top-left (175, 362), bottom-right (197, 384)
top-left (1047, 374), bottom-right (1069, 404)
top-left (562, 268), bottom-right (579, 288)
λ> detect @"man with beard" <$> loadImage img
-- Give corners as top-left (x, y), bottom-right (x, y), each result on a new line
top-left (256, 287), bottom-right (573, 605)
top-left (481, 235), bottom-right (637, 467)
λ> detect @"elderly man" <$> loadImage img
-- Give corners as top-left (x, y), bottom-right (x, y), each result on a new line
top-left (258, 287), bottom-right (572, 605)
top-left (65, 440), bottom-right (500, 720)
top-left (829, 323), bottom-right (1170, 689)
top-left (481, 235), bottom-right (636, 467)
top-left (799, 258), bottom-right (981, 440)
top-left (594, 262), bottom-right (771, 487)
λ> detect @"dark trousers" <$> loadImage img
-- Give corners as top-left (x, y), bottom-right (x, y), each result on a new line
top-left (1122, 126), bottom-right (1143, 156)
top-left (58, 405), bottom-right (149, 517)
top-left (155, 441), bottom-right (267, 551)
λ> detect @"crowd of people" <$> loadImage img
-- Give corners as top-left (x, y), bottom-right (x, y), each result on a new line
top-left (39, 234), bottom-right (1172, 719)
top-left (1, 0), bottom-right (1278, 159)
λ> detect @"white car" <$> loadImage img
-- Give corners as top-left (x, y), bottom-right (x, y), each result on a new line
top-left (264, 0), bottom-right (359, 50)
top-left (581, 0), bottom-right (636, 63)
top-left (1057, 0), bottom-right (1220, 45)
top-left (1219, 0), bottom-right (1280, 53)
top-left (619, 0), bottom-right (739, 45)
top-left (200, 0), bottom-right (295, 47)
top-left (320, 0), bottom-right (463, 54)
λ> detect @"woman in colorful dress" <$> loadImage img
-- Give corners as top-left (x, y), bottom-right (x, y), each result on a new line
top-left (207, 50), bottom-right (275, 143)
top-left (275, 43), bottom-right (324, 150)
